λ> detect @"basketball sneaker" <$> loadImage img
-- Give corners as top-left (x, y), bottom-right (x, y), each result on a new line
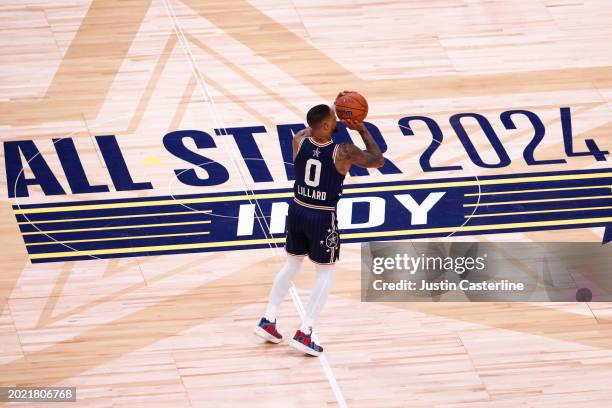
top-left (289, 329), bottom-right (323, 357)
top-left (254, 317), bottom-right (283, 343)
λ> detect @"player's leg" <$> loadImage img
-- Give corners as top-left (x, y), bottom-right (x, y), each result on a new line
top-left (255, 203), bottom-right (307, 343)
top-left (300, 263), bottom-right (335, 333)
top-left (254, 254), bottom-right (304, 343)
top-left (289, 211), bottom-right (339, 357)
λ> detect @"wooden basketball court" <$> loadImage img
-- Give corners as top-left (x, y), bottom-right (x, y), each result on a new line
top-left (1, 0), bottom-right (612, 406)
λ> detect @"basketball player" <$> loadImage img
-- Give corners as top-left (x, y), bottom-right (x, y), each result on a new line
top-left (254, 91), bottom-right (385, 356)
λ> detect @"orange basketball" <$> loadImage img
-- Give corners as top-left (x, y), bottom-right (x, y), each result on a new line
top-left (334, 91), bottom-right (368, 122)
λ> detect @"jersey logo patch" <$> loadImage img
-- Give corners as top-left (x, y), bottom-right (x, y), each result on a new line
top-left (325, 230), bottom-right (339, 249)
top-left (312, 148), bottom-right (321, 157)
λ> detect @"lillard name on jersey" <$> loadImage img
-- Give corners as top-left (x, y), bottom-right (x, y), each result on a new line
top-left (293, 138), bottom-right (345, 210)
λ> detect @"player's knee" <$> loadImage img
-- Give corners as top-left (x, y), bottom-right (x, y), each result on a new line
top-left (315, 264), bottom-right (335, 276)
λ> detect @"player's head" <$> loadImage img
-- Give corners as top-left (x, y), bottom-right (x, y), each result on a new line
top-left (307, 104), bottom-right (337, 138)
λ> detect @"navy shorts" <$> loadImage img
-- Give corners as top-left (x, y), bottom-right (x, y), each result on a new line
top-left (285, 201), bottom-right (340, 264)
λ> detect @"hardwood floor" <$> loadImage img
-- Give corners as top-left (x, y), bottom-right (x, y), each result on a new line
top-left (1, 0), bottom-right (611, 406)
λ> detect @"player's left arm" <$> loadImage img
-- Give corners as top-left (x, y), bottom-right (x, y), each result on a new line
top-left (292, 127), bottom-right (310, 161)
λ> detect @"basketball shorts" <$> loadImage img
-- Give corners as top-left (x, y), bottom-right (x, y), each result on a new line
top-left (285, 201), bottom-right (340, 264)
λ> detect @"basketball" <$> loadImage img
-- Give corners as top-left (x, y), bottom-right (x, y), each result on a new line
top-left (334, 91), bottom-right (368, 122)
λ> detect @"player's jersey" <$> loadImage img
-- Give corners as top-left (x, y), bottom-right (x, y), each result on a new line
top-left (293, 137), bottom-right (345, 210)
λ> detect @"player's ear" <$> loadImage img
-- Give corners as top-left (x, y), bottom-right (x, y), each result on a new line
top-left (328, 110), bottom-right (336, 129)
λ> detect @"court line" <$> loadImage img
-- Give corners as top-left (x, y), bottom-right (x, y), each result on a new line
top-left (28, 216), bottom-right (612, 259)
top-left (464, 185), bottom-right (612, 197)
top-left (22, 220), bottom-right (212, 236)
top-left (26, 231), bottom-right (211, 246)
top-left (342, 216), bottom-right (612, 240)
top-left (159, 1), bottom-right (348, 406)
top-left (464, 206), bottom-right (612, 218)
top-left (13, 171), bottom-right (612, 215)
top-left (344, 172), bottom-right (612, 194)
top-left (17, 210), bottom-right (211, 225)
top-left (463, 195), bottom-right (611, 207)
top-left (12, 193), bottom-right (292, 215)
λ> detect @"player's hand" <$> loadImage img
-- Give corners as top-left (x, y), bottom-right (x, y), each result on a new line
top-left (336, 90), bottom-right (353, 99)
top-left (343, 118), bottom-right (365, 132)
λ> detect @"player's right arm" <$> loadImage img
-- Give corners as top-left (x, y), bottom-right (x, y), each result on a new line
top-left (292, 127), bottom-right (310, 161)
top-left (336, 119), bottom-right (384, 173)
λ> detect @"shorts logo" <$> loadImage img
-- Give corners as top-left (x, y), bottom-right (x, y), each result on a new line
top-left (325, 230), bottom-right (339, 249)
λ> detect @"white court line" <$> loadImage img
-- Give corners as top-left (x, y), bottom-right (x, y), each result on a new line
top-left (158, 1), bottom-right (348, 406)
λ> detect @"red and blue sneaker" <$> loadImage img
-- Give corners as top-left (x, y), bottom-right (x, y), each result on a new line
top-left (289, 329), bottom-right (323, 357)
top-left (254, 317), bottom-right (283, 344)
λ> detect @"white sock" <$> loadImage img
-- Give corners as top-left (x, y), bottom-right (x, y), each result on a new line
top-left (300, 264), bottom-right (335, 333)
top-left (263, 255), bottom-right (304, 321)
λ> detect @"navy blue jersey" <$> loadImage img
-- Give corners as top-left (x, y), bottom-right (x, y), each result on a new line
top-left (293, 137), bottom-right (345, 210)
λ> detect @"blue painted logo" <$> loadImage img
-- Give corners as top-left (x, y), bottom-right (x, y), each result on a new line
top-left (5, 107), bottom-right (611, 262)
